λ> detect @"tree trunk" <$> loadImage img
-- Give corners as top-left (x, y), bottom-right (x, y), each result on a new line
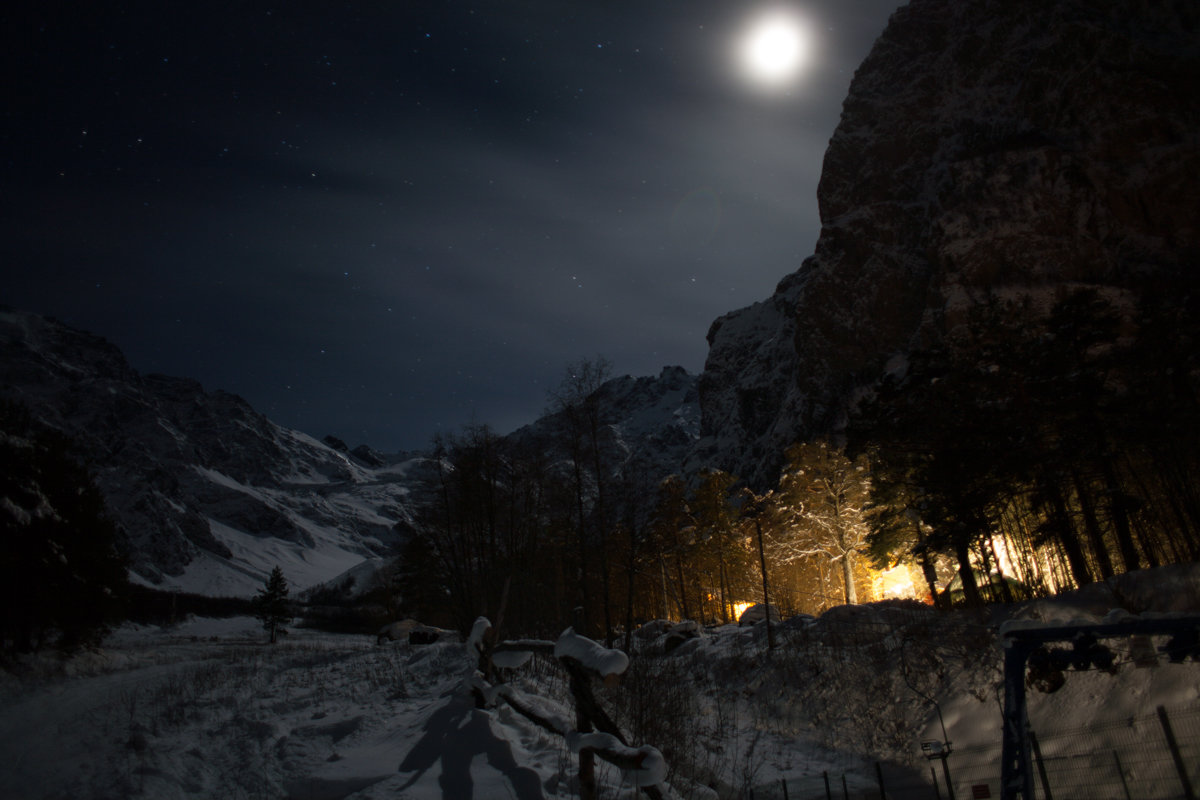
top-left (1072, 470), bottom-right (1114, 579)
top-left (674, 553), bottom-right (690, 621)
top-left (754, 516), bottom-right (775, 649)
top-left (571, 455), bottom-right (591, 637)
top-left (919, 548), bottom-right (944, 609)
top-left (954, 537), bottom-right (984, 607)
top-left (841, 549), bottom-right (857, 605)
top-left (660, 558), bottom-right (670, 621)
top-left (1101, 460), bottom-right (1141, 572)
top-left (624, 524), bottom-right (637, 654)
top-left (1046, 482), bottom-right (1093, 587)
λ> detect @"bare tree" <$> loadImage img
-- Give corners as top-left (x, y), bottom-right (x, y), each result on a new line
top-left (548, 356), bottom-right (614, 642)
top-left (769, 441), bottom-right (871, 605)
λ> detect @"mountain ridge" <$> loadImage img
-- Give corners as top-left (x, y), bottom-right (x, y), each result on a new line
top-left (0, 308), bottom-right (700, 596)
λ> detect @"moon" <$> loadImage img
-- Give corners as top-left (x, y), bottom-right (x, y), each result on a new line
top-left (735, 9), bottom-right (813, 90)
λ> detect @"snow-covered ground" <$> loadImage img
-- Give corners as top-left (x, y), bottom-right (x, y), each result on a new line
top-left (2, 566), bottom-right (1198, 799)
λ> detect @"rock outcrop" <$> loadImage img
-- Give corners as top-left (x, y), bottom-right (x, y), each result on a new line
top-left (507, 364), bottom-right (700, 482)
top-left (694, 0), bottom-right (1200, 487)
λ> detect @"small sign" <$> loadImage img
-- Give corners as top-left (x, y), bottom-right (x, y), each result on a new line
top-left (921, 739), bottom-right (944, 757)
top-left (971, 784), bottom-right (992, 799)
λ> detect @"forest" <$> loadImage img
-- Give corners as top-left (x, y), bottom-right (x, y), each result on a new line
top-left (395, 279), bottom-right (1200, 642)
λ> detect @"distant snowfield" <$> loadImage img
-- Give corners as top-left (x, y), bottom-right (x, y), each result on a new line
top-left (1, 568), bottom-right (1198, 799)
top-left (135, 454), bottom-right (421, 598)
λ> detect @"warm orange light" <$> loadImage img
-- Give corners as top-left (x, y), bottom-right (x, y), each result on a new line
top-left (731, 601), bottom-right (755, 620)
top-left (872, 565), bottom-right (918, 601)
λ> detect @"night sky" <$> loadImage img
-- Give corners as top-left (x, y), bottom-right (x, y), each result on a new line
top-left (4, 1), bottom-right (903, 453)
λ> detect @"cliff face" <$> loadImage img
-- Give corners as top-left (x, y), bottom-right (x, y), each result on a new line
top-left (693, 0), bottom-right (1200, 487)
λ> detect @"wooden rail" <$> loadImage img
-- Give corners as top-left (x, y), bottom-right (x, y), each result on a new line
top-left (468, 619), bottom-right (668, 799)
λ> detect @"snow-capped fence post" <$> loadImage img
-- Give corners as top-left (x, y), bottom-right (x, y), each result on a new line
top-left (470, 623), bottom-right (669, 798)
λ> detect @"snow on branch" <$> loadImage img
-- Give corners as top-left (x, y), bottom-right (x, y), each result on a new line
top-left (466, 616), bottom-right (492, 656)
top-left (554, 627), bottom-right (630, 678)
top-left (466, 623), bottom-right (667, 796)
top-left (493, 637), bottom-right (555, 669)
top-left (567, 732), bottom-right (668, 788)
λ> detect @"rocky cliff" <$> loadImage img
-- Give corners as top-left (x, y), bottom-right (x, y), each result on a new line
top-left (508, 364), bottom-right (700, 481)
top-left (693, 0), bottom-right (1200, 487)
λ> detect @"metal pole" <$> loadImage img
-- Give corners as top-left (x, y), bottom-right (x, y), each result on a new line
top-left (753, 515), bottom-right (775, 650)
top-left (781, 777), bottom-right (790, 800)
top-left (1113, 750), bottom-right (1132, 800)
top-left (1157, 705), bottom-right (1197, 800)
top-left (941, 753), bottom-right (956, 800)
top-left (842, 773), bottom-right (849, 800)
top-left (877, 762), bottom-right (887, 800)
top-left (931, 766), bottom-right (942, 800)
top-left (1000, 640), bottom-right (1036, 800)
top-left (824, 771), bottom-right (832, 800)
top-left (1028, 731), bottom-right (1053, 800)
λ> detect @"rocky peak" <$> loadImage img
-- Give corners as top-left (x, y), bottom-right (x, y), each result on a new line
top-left (509, 366), bottom-right (700, 480)
top-left (694, 0), bottom-right (1200, 488)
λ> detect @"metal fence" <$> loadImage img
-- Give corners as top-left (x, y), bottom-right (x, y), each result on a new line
top-left (751, 704), bottom-right (1200, 800)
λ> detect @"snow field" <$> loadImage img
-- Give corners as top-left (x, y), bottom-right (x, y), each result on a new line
top-left (0, 622), bottom-right (457, 799)
top-left (2, 570), bottom-right (1198, 800)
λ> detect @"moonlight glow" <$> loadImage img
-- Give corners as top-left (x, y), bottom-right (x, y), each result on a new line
top-left (736, 9), bottom-right (813, 90)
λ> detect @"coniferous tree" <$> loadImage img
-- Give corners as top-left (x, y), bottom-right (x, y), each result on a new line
top-left (255, 565), bottom-right (292, 644)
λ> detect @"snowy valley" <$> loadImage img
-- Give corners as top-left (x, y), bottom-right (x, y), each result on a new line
top-left (1, 563), bottom-right (1197, 800)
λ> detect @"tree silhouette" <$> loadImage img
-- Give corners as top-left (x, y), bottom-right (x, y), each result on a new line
top-left (0, 400), bottom-right (128, 652)
top-left (255, 565), bottom-right (292, 644)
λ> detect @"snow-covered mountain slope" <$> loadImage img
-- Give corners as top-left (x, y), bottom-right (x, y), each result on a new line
top-left (0, 310), bottom-right (700, 597)
top-left (0, 308), bottom-right (420, 596)
top-left (694, 0), bottom-right (1200, 487)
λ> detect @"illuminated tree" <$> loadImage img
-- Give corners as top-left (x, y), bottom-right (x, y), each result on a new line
top-left (769, 441), bottom-right (871, 605)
